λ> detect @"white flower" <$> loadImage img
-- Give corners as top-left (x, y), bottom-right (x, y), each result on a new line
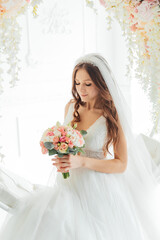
top-left (53, 129), bottom-right (61, 137)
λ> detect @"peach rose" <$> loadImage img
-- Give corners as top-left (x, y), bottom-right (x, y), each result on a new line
top-left (42, 147), bottom-right (48, 154)
top-left (65, 137), bottom-right (70, 143)
top-left (40, 141), bottom-right (44, 148)
top-left (59, 143), bottom-right (68, 153)
top-left (79, 139), bottom-right (84, 147)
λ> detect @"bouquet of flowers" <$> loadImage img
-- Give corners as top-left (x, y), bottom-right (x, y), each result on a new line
top-left (40, 121), bottom-right (87, 179)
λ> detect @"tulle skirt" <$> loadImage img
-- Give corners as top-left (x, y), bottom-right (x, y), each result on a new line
top-left (0, 164), bottom-right (159, 240)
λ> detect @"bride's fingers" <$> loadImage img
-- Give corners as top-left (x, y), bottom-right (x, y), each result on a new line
top-left (52, 162), bottom-right (70, 167)
top-left (51, 158), bottom-right (70, 163)
top-left (57, 167), bottom-right (69, 173)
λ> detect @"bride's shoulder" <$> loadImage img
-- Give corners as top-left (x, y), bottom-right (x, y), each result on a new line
top-left (64, 99), bottom-right (75, 118)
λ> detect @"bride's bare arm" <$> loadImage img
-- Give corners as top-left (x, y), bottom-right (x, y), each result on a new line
top-left (82, 118), bottom-right (128, 174)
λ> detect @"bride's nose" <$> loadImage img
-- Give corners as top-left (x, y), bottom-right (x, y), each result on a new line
top-left (79, 84), bottom-right (86, 92)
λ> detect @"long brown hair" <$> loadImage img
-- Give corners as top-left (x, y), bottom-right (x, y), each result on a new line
top-left (71, 62), bottom-right (120, 157)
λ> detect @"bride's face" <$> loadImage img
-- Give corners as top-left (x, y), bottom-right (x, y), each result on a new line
top-left (75, 68), bottom-right (99, 102)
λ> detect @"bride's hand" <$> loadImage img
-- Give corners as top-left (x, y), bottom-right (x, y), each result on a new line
top-left (51, 154), bottom-right (84, 173)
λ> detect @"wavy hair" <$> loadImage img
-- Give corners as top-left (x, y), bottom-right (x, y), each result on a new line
top-left (70, 62), bottom-right (120, 157)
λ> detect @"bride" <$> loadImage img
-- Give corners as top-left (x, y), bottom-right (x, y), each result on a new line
top-left (0, 53), bottom-right (160, 240)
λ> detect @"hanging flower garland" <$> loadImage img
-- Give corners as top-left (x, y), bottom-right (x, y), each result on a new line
top-left (86, 0), bottom-right (160, 133)
top-left (0, 0), bottom-right (42, 162)
top-left (0, 0), bottom-right (42, 94)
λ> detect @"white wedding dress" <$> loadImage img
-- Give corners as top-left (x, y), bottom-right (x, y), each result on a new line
top-left (0, 101), bottom-right (160, 240)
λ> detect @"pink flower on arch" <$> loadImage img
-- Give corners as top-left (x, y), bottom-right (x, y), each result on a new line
top-left (0, 4), bottom-right (6, 15)
top-left (99, 0), bottom-right (107, 8)
top-left (130, 23), bottom-right (138, 32)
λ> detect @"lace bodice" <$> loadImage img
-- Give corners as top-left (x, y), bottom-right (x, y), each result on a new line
top-left (63, 102), bottom-right (114, 159)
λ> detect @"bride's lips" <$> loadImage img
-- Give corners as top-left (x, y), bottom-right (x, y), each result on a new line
top-left (81, 94), bottom-right (88, 97)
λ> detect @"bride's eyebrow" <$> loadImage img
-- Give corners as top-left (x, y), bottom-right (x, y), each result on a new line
top-left (75, 79), bottom-right (92, 82)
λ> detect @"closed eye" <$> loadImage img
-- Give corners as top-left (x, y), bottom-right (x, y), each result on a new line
top-left (75, 82), bottom-right (92, 86)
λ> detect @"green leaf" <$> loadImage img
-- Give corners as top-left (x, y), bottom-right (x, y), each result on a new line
top-left (68, 148), bottom-right (75, 153)
top-left (56, 121), bottom-right (61, 127)
top-left (65, 148), bottom-right (70, 154)
top-left (67, 122), bottom-right (71, 127)
top-left (44, 142), bottom-right (54, 150)
top-left (62, 172), bottom-right (70, 179)
top-left (48, 149), bottom-right (57, 155)
top-left (78, 148), bottom-right (84, 153)
top-left (79, 149), bottom-right (85, 154)
top-left (80, 130), bottom-right (87, 136)
top-left (73, 123), bottom-right (77, 129)
top-left (57, 153), bottom-right (64, 158)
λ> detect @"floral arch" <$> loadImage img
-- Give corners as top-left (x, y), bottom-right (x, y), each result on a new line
top-left (86, 0), bottom-right (160, 134)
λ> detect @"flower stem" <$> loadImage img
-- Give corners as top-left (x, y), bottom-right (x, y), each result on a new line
top-left (62, 172), bottom-right (70, 179)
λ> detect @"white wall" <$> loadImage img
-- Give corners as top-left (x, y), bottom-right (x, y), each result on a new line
top-left (0, 0), bottom-right (150, 186)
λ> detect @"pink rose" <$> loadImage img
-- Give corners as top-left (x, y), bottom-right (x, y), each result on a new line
top-left (54, 144), bottom-right (59, 150)
top-left (62, 131), bottom-right (67, 136)
top-left (57, 127), bottom-right (67, 136)
top-left (75, 130), bottom-right (82, 138)
top-left (40, 141), bottom-right (44, 148)
top-left (68, 140), bottom-right (74, 148)
top-left (79, 139), bottom-right (83, 147)
top-left (57, 127), bottom-right (65, 132)
top-left (53, 136), bottom-right (59, 144)
top-left (47, 131), bottom-right (54, 136)
top-left (60, 136), bottom-right (66, 142)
